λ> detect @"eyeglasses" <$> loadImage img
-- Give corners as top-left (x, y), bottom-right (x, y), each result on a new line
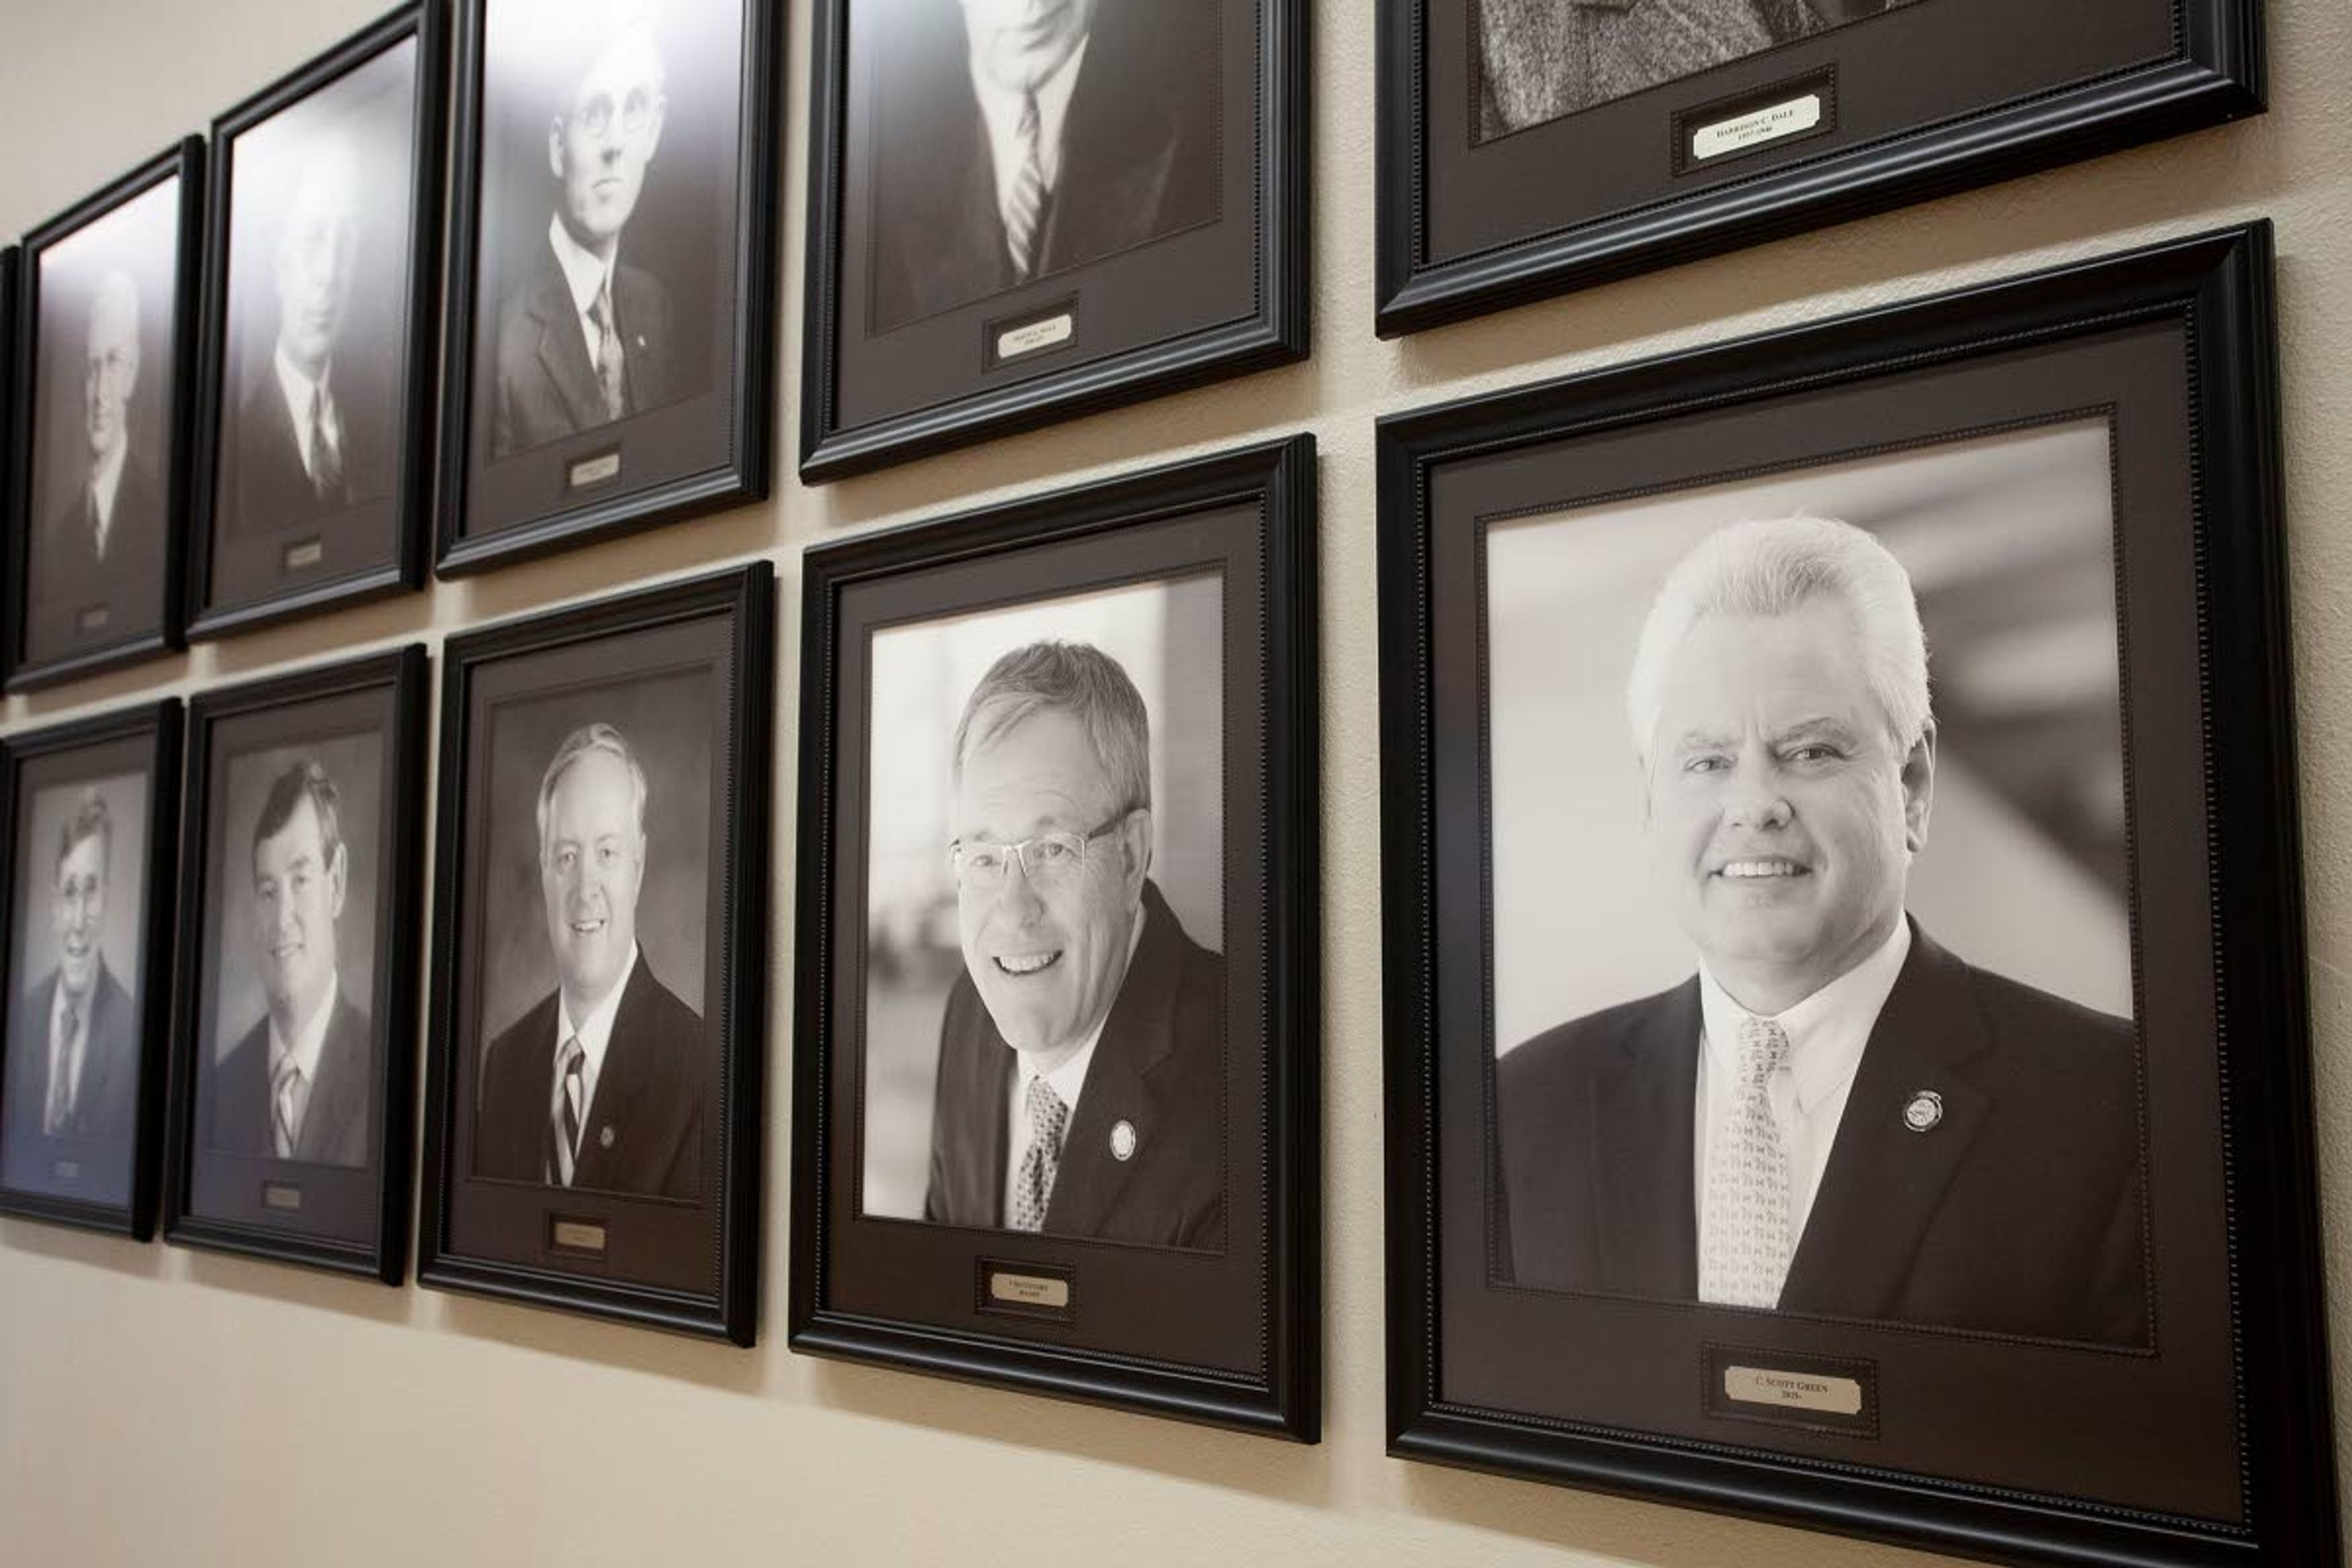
top-left (949, 809), bottom-right (1133, 891)
top-left (570, 86), bottom-right (658, 141)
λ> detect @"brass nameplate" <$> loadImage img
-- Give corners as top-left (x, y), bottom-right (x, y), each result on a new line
top-left (1724, 1365), bottom-right (1861, 1415)
top-left (549, 1216), bottom-right (608, 1256)
top-left (568, 450), bottom-right (622, 490)
top-left (76, 603), bottom-right (111, 633)
top-left (283, 538), bottom-right (325, 571)
top-left (1692, 92), bottom-right (1822, 161)
top-left (997, 312), bottom-right (1074, 361)
top-left (989, 1271), bottom-right (1070, 1308)
top-left (1702, 1344), bottom-right (1878, 1438)
top-left (976, 1256), bottom-right (1076, 1321)
top-left (262, 1182), bottom-right (304, 1212)
top-left (50, 1159), bottom-right (80, 1181)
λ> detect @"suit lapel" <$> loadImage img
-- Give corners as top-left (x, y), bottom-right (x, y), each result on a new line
top-left (297, 1001), bottom-right (367, 1163)
top-left (575, 959), bottom-right (661, 1188)
top-left (527, 247), bottom-right (609, 432)
top-left (1590, 981), bottom-right (1701, 1298)
top-left (1044, 901), bottom-right (1183, 1235)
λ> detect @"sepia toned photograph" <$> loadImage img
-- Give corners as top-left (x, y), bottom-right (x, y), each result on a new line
top-left (440, 0), bottom-right (778, 570)
top-left (164, 650), bottom-right (426, 1281)
top-left (7, 143), bottom-right (200, 687)
top-left (419, 564), bottom-right (771, 1343)
top-left (192, 6), bottom-right (445, 632)
top-left (0, 703), bottom-right (178, 1238)
top-left (862, 579), bottom-right (1226, 1248)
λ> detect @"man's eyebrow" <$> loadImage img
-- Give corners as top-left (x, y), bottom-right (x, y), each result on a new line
top-left (1668, 728), bottom-right (1736, 753)
top-left (1773, 716), bottom-right (1858, 743)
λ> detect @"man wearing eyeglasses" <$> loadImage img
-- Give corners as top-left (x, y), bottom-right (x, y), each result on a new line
top-left (37, 270), bottom-right (164, 650)
top-left (922, 641), bottom-right (1225, 1248)
top-left (491, 8), bottom-right (675, 458)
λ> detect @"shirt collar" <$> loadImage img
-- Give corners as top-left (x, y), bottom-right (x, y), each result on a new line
top-left (273, 342), bottom-right (331, 420)
top-left (51, 972), bottom-right (92, 1038)
top-left (266, 973), bottom-right (341, 1089)
top-left (1011, 902), bottom-right (1146, 1121)
top-left (1698, 918), bottom-right (1912, 1115)
top-left (557, 944), bottom-right (639, 1088)
top-left (546, 213), bottom-right (615, 320)
top-left (967, 34), bottom-right (1091, 217)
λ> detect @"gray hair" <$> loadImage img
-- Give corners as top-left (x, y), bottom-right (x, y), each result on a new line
top-left (55, 786), bottom-right (111, 878)
top-left (951, 641), bottom-right (1151, 816)
top-left (535, 722), bottom-right (649, 853)
top-left (1626, 515), bottom-right (1931, 765)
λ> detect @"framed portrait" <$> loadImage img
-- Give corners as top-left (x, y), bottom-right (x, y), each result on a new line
top-left (1376, 224), bottom-right (2337, 1564)
top-left (418, 564), bottom-right (772, 1342)
top-left (434, 0), bottom-right (781, 575)
top-left (790, 437), bottom-right (1320, 1438)
top-left (798, 0), bottom-right (1310, 480)
top-left (187, 4), bottom-right (450, 638)
top-left (1374, 0), bottom-right (2266, 336)
top-left (0, 702), bottom-right (181, 1238)
top-left (6, 140), bottom-right (203, 690)
top-left (160, 648), bottom-right (428, 1281)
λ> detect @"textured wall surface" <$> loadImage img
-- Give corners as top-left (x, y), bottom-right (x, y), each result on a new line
top-left (3, 3), bottom-right (2350, 1565)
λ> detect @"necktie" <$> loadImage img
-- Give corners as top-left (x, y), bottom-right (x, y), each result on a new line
top-left (549, 1035), bottom-right (586, 1187)
top-left (1700, 1014), bottom-right (1796, 1309)
top-left (307, 383), bottom-right (344, 500)
top-left (588, 284), bottom-right (627, 423)
top-left (1003, 90), bottom-right (1045, 281)
top-left (44, 1000), bottom-right (81, 1136)
top-left (1009, 1078), bottom-right (1068, 1232)
top-left (271, 1058), bottom-right (307, 1159)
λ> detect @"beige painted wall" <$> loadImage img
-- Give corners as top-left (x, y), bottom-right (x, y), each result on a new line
top-left (2, 2), bottom-right (2348, 1564)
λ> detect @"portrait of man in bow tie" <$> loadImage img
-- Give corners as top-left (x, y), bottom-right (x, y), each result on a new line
top-left (490, 6), bottom-right (678, 458)
top-left (34, 269), bottom-right (165, 645)
top-left (6, 788), bottom-right (140, 1152)
top-left (867, 0), bottom-right (1221, 333)
top-left (1493, 510), bottom-right (2147, 1345)
top-left (918, 640), bottom-right (1224, 1248)
top-left (473, 722), bottom-right (704, 1199)
top-left (203, 761), bottom-right (372, 1167)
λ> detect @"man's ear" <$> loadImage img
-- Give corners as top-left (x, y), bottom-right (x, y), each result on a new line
top-left (327, 840), bottom-right (349, 922)
top-left (1118, 807), bottom-right (1152, 903)
top-left (548, 115), bottom-right (565, 182)
top-left (1901, 720), bottom-right (1937, 854)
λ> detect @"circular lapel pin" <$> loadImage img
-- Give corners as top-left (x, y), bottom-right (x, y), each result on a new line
top-left (598, 1125), bottom-right (617, 1150)
top-left (1109, 1120), bottom-right (1137, 1162)
top-left (1902, 1091), bottom-right (1944, 1134)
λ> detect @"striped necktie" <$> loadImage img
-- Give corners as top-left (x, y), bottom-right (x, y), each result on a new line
top-left (43, 1000), bottom-right (81, 1136)
top-left (588, 284), bottom-right (627, 423)
top-left (271, 1058), bottom-right (307, 1159)
top-left (1003, 90), bottom-right (1045, 281)
top-left (549, 1035), bottom-right (586, 1187)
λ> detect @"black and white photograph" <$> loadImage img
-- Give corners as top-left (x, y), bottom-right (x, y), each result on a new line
top-left (164, 649), bottom-right (426, 1281)
top-left (438, 0), bottom-right (778, 571)
top-left (801, 0), bottom-right (1306, 478)
top-left (190, 4), bottom-right (447, 634)
top-left (791, 437), bottom-right (1318, 1437)
top-left (0, 703), bottom-right (179, 1238)
top-left (419, 565), bottom-right (771, 1342)
top-left (862, 580), bottom-right (1226, 1247)
top-left (1378, 226), bottom-right (2338, 1565)
top-left (7, 141), bottom-right (201, 688)
top-left (1378, 0), bottom-right (2264, 333)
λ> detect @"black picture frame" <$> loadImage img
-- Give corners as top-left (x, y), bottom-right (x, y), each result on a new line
top-left (1, 246), bottom-right (18, 562)
top-left (160, 647), bottom-right (428, 1281)
top-left (433, 0), bottom-right (781, 575)
top-left (1375, 0), bottom-right (2266, 337)
top-left (0, 699), bottom-right (182, 1240)
top-left (1376, 223), bottom-right (2336, 1565)
top-left (790, 436), bottom-right (1321, 1439)
top-left (797, 0), bottom-right (1311, 481)
top-left (186, 3), bottom-right (450, 639)
top-left (418, 563), bottom-right (772, 1343)
top-left (5, 138), bottom-right (204, 691)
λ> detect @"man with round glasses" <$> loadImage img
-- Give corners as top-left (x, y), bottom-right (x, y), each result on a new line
top-left (491, 5), bottom-right (676, 457)
top-left (922, 639), bottom-right (1224, 1247)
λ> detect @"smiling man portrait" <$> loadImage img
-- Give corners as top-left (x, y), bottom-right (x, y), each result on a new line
top-left (474, 722), bottom-right (703, 1198)
top-left (922, 640), bottom-right (1224, 1248)
top-left (7, 788), bottom-right (140, 1148)
top-left (1493, 515), bottom-right (2147, 1344)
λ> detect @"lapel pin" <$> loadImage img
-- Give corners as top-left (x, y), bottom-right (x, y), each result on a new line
top-left (1109, 1120), bottom-right (1137, 1162)
top-left (1902, 1090), bottom-right (1944, 1134)
top-left (598, 1125), bottom-right (616, 1150)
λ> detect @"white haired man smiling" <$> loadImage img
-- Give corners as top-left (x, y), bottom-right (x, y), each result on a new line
top-left (1494, 515), bottom-right (2146, 1344)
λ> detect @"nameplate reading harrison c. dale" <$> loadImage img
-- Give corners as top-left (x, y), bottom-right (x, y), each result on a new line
top-left (996, 313), bottom-right (1074, 362)
top-left (1692, 93), bottom-right (1823, 162)
top-left (549, 1216), bottom-right (608, 1256)
top-left (262, 1182), bottom-right (304, 1212)
top-left (284, 538), bottom-right (325, 572)
top-left (568, 450), bottom-right (623, 491)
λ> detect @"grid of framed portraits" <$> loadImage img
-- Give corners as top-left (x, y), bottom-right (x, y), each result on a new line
top-left (1376, 224), bottom-right (2335, 1565)
top-left (162, 649), bottom-right (428, 1281)
top-left (1376, 0), bottom-right (2267, 334)
top-left (417, 563), bottom-right (772, 1344)
top-left (790, 437), bottom-right (1321, 1438)
top-left (797, 0), bottom-right (1311, 480)
top-left (0, 702), bottom-right (180, 1238)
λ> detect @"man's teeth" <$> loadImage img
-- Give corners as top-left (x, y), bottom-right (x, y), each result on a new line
top-left (1721, 860), bottom-right (1801, 878)
top-left (995, 951), bottom-right (1061, 975)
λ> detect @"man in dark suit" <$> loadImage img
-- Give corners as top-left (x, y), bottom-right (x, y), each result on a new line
top-left (869, 0), bottom-right (1220, 333)
top-left (1496, 515), bottom-right (2146, 1344)
top-left (491, 14), bottom-right (675, 458)
top-left (36, 270), bottom-right (164, 649)
top-left (922, 641), bottom-right (1224, 1249)
top-left (474, 723), bottom-right (702, 1199)
top-left (203, 761), bottom-right (372, 1167)
top-left (6, 789), bottom-right (139, 1147)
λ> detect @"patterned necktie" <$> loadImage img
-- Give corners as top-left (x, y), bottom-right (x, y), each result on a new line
top-left (588, 284), bottom-right (627, 422)
top-left (307, 383), bottom-right (344, 500)
top-left (1003, 90), bottom-right (1045, 281)
top-left (1700, 1014), bottom-right (1796, 1308)
top-left (44, 1000), bottom-right (81, 1135)
top-left (271, 1058), bottom-right (306, 1159)
top-left (1009, 1078), bottom-right (1068, 1232)
top-left (549, 1035), bottom-right (586, 1187)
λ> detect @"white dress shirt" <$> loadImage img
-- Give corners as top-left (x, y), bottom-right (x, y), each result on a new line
top-left (272, 344), bottom-right (343, 482)
top-left (45, 979), bottom-right (92, 1132)
top-left (266, 973), bottom-right (342, 1152)
top-left (556, 944), bottom-right (638, 1132)
top-left (1693, 919), bottom-right (1912, 1256)
top-left (967, 37), bottom-right (1091, 249)
top-left (999, 910), bottom-right (1142, 1218)
top-left (88, 439), bottom-right (129, 558)
top-left (546, 214), bottom-right (620, 371)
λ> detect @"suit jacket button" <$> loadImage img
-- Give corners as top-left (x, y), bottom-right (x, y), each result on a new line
top-left (1902, 1091), bottom-right (1944, 1133)
top-left (1110, 1120), bottom-right (1137, 1161)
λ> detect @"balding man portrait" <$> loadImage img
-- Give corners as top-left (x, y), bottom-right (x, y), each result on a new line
top-left (37, 270), bottom-right (164, 636)
top-left (869, 0), bottom-right (1219, 332)
top-left (492, 8), bottom-right (675, 457)
top-left (6, 789), bottom-right (138, 1148)
top-left (475, 722), bottom-right (703, 1198)
top-left (205, 761), bottom-right (372, 1166)
top-left (922, 641), bottom-right (1224, 1248)
top-left (1494, 516), bottom-right (2146, 1344)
